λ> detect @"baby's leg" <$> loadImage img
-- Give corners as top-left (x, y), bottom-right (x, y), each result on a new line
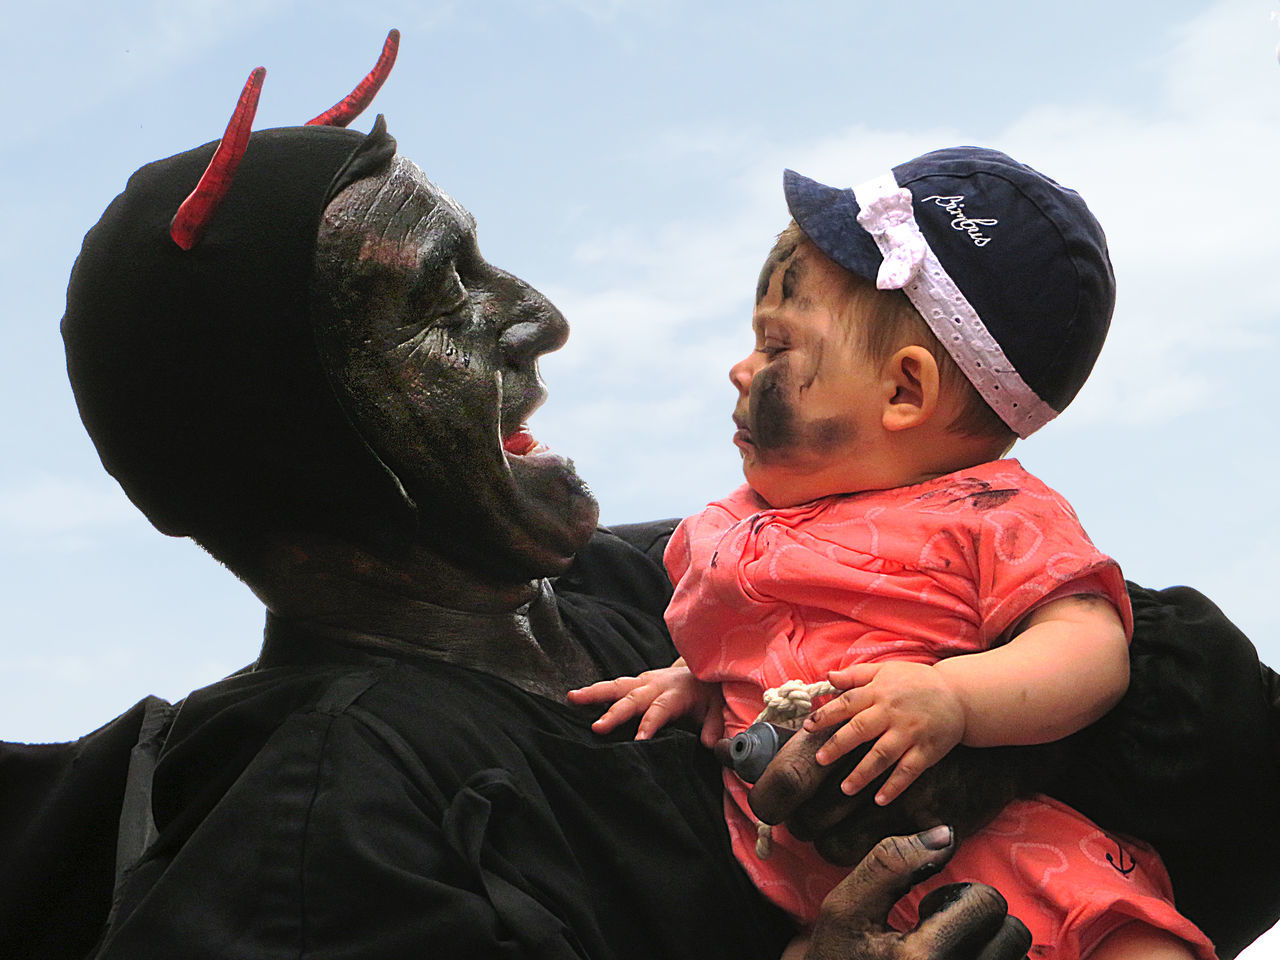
top-left (1089, 921), bottom-right (1200, 959)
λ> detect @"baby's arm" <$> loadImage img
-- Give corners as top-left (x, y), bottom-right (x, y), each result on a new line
top-left (805, 594), bottom-right (1128, 806)
top-left (567, 659), bottom-right (724, 746)
top-left (935, 594), bottom-right (1128, 745)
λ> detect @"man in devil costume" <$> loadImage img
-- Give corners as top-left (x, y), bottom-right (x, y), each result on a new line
top-left (4, 31), bottom-right (1279, 960)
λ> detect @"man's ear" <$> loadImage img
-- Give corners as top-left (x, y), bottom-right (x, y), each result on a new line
top-left (882, 346), bottom-right (940, 432)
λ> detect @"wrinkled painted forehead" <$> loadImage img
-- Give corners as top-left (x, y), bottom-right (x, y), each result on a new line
top-left (323, 154), bottom-right (478, 270)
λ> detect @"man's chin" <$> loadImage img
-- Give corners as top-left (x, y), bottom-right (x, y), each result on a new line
top-left (504, 449), bottom-right (599, 576)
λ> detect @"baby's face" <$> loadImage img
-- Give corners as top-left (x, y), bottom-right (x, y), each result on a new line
top-left (729, 243), bottom-right (888, 507)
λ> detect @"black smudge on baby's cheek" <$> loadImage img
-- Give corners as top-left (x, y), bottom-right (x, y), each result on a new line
top-left (806, 415), bottom-right (856, 452)
top-left (752, 361), bottom-right (855, 455)
top-left (751, 363), bottom-right (795, 451)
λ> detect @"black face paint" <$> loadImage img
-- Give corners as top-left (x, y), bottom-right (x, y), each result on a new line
top-left (808, 415), bottom-right (857, 452)
top-left (313, 156), bottom-right (597, 580)
top-left (781, 260), bottom-right (803, 303)
top-left (755, 240), bottom-right (798, 304)
top-left (798, 340), bottom-right (821, 394)
top-left (753, 399), bottom-right (858, 462)
top-left (750, 362), bottom-right (796, 452)
top-left (751, 355), bottom-right (857, 461)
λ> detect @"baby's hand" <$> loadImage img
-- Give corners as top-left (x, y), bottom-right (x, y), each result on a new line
top-left (803, 661), bottom-right (965, 806)
top-left (567, 662), bottom-right (724, 746)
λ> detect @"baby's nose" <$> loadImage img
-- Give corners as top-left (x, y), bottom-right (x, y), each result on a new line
top-left (729, 355), bottom-right (755, 393)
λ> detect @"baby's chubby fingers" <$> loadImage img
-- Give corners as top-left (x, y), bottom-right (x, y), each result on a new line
top-left (635, 692), bottom-right (688, 740)
top-left (813, 708), bottom-right (886, 767)
top-left (803, 662), bottom-right (885, 731)
top-left (826, 662), bottom-right (883, 690)
top-left (567, 676), bottom-right (650, 734)
top-left (566, 676), bottom-right (640, 705)
top-left (867, 745), bottom-right (932, 807)
top-left (571, 663), bottom-right (711, 741)
top-left (589, 696), bottom-right (647, 734)
top-left (804, 686), bottom-right (874, 733)
top-left (837, 730), bottom-right (908, 800)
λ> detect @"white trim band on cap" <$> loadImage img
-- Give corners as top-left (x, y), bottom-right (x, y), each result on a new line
top-left (853, 172), bottom-right (1058, 438)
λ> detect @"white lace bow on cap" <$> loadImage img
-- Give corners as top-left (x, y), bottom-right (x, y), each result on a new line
top-left (854, 177), bottom-right (926, 291)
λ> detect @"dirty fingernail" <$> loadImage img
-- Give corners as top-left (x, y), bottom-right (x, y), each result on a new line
top-left (919, 825), bottom-right (953, 850)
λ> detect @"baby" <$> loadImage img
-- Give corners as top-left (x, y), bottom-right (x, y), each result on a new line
top-left (571, 148), bottom-right (1215, 959)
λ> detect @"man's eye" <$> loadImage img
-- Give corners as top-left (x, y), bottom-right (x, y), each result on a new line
top-left (433, 292), bottom-right (469, 328)
top-left (759, 343), bottom-right (787, 358)
top-left (411, 261), bottom-right (470, 329)
top-left (428, 273), bottom-right (469, 329)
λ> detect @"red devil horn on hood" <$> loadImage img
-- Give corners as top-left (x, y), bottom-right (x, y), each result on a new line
top-left (168, 30), bottom-right (399, 251)
top-left (168, 66), bottom-right (265, 251)
top-left (307, 29), bottom-right (400, 127)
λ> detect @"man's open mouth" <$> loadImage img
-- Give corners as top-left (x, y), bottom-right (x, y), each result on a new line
top-left (502, 426), bottom-right (549, 457)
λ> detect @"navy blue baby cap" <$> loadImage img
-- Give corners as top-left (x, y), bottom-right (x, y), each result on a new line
top-left (784, 147), bottom-right (1115, 437)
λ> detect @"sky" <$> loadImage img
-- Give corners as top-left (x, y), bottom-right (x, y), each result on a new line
top-left (3, 0), bottom-right (1280, 950)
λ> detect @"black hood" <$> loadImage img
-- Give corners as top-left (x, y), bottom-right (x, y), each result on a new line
top-left (62, 120), bottom-right (414, 554)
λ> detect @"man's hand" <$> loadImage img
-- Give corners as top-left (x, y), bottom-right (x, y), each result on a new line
top-left (798, 828), bottom-right (1031, 960)
top-left (744, 723), bottom-right (1043, 869)
top-left (803, 661), bottom-right (965, 806)
top-left (747, 723), bottom-right (919, 867)
top-left (567, 661), bottom-right (724, 745)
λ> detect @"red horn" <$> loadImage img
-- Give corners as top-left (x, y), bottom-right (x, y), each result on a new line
top-left (307, 29), bottom-right (400, 127)
top-left (169, 67), bottom-right (266, 251)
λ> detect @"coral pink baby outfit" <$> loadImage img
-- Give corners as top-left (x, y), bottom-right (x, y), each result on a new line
top-left (664, 460), bottom-right (1215, 958)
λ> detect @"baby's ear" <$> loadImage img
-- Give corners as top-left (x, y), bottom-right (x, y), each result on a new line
top-left (882, 346), bottom-right (940, 432)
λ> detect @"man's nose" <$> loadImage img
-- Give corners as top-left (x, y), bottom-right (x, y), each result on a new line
top-left (499, 287), bottom-right (569, 366)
